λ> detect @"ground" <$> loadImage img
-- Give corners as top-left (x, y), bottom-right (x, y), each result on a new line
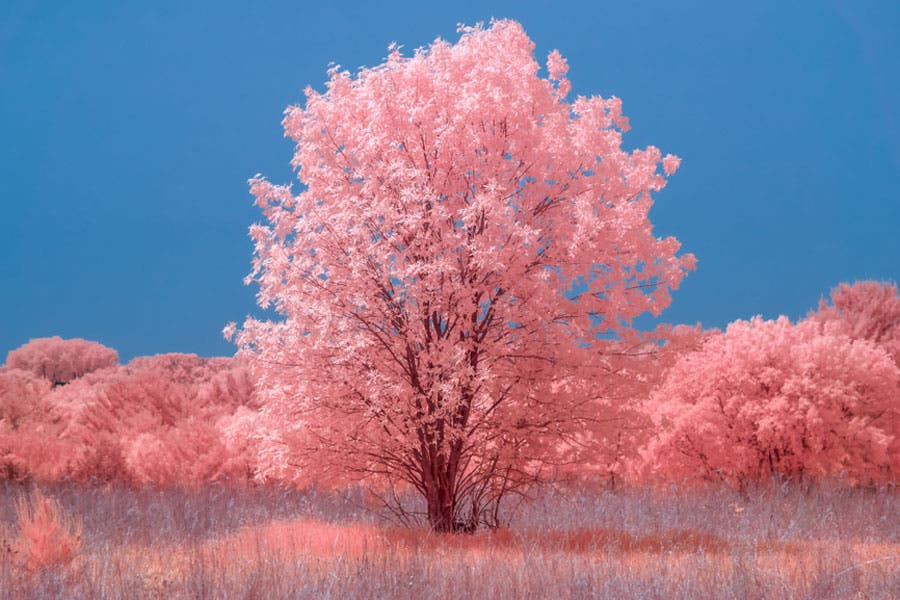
top-left (1, 482), bottom-right (897, 599)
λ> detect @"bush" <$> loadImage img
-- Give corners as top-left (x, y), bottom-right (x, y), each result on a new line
top-left (13, 489), bottom-right (82, 572)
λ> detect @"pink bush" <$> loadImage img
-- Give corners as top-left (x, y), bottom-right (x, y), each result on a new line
top-left (6, 337), bottom-right (118, 386)
top-left (0, 368), bottom-right (70, 481)
top-left (807, 280), bottom-right (900, 472)
top-left (1, 347), bottom-right (261, 486)
top-left (644, 316), bottom-right (899, 487)
top-left (14, 489), bottom-right (82, 572)
top-left (809, 280), bottom-right (900, 365)
top-left (125, 420), bottom-right (229, 487)
top-left (60, 357), bottom-right (260, 485)
top-left (0, 368), bottom-right (52, 431)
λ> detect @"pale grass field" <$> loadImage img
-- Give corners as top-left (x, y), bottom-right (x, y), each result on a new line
top-left (0, 482), bottom-right (897, 599)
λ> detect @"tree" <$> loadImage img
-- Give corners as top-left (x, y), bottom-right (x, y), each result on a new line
top-left (57, 354), bottom-right (259, 485)
top-left (6, 337), bottom-right (118, 387)
top-left (550, 323), bottom-right (712, 489)
top-left (808, 280), bottom-right (900, 467)
top-left (0, 349), bottom-right (260, 486)
top-left (230, 20), bottom-right (694, 531)
top-left (809, 280), bottom-right (900, 365)
top-left (0, 368), bottom-right (51, 432)
top-left (643, 316), bottom-right (899, 488)
top-left (0, 367), bottom-right (68, 481)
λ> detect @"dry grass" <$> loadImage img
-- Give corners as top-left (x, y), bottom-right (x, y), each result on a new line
top-left (0, 482), bottom-right (896, 599)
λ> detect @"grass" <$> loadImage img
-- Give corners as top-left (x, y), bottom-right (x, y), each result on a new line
top-left (0, 481), bottom-right (896, 599)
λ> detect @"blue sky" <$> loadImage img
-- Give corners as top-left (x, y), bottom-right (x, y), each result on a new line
top-left (2, 1), bottom-right (898, 361)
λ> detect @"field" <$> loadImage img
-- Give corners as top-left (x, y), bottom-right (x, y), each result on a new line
top-left (1, 482), bottom-right (897, 599)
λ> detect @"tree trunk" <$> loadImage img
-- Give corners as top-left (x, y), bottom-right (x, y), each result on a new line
top-left (425, 477), bottom-right (456, 532)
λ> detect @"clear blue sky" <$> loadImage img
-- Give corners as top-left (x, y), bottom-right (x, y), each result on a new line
top-left (2, 1), bottom-right (898, 361)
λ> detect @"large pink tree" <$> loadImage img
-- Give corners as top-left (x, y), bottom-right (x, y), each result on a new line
top-left (231, 21), bottom-right (694, 531)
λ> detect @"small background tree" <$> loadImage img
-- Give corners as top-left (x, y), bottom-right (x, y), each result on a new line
top-left (643, 315), bottom-right (899, 488)
top-left (6, 337), bottom-right (118, 387)
top-left (0, 346), bottom-right (261, 487)
top-left (808, 280), bottom-right (900, 475)
top-left (809, 280), bottom-right (900, 365)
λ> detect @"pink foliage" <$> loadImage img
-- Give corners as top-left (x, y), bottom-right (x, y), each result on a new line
top-left (13, 489), bottom-right (82, 573)
top-left (810, 280), bottom-right (900, 365)
top-left (556, 324), bottom-right (712, 487)
top-left (662, 154), bottom-right (681, 176)
top-left (6, 337), bottom-right (118, 386)
top-left (125, 420), bottom-right (230, 487)
top-left (0, 368), bottom-right (52, 431)
top-left (0, 368), bottom-right (70, 481)
top-left (0, 432), bottom-right (72, 483)
top-left (57, 368), bottom-right (195, 482)
top-left (1, 346), bottom-right (261, 486)
top-left (232, 20), bottom-right (693, 530)
top-left (58, 355), bottom-right (260, 485)
top-left (644, 316), bottom-right (899, 487)
top-left (807, 280), bottom-right (900, 469)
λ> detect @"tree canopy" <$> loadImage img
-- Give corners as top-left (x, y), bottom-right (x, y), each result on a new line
top-left (230, 20), bottom-right (694, 531)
